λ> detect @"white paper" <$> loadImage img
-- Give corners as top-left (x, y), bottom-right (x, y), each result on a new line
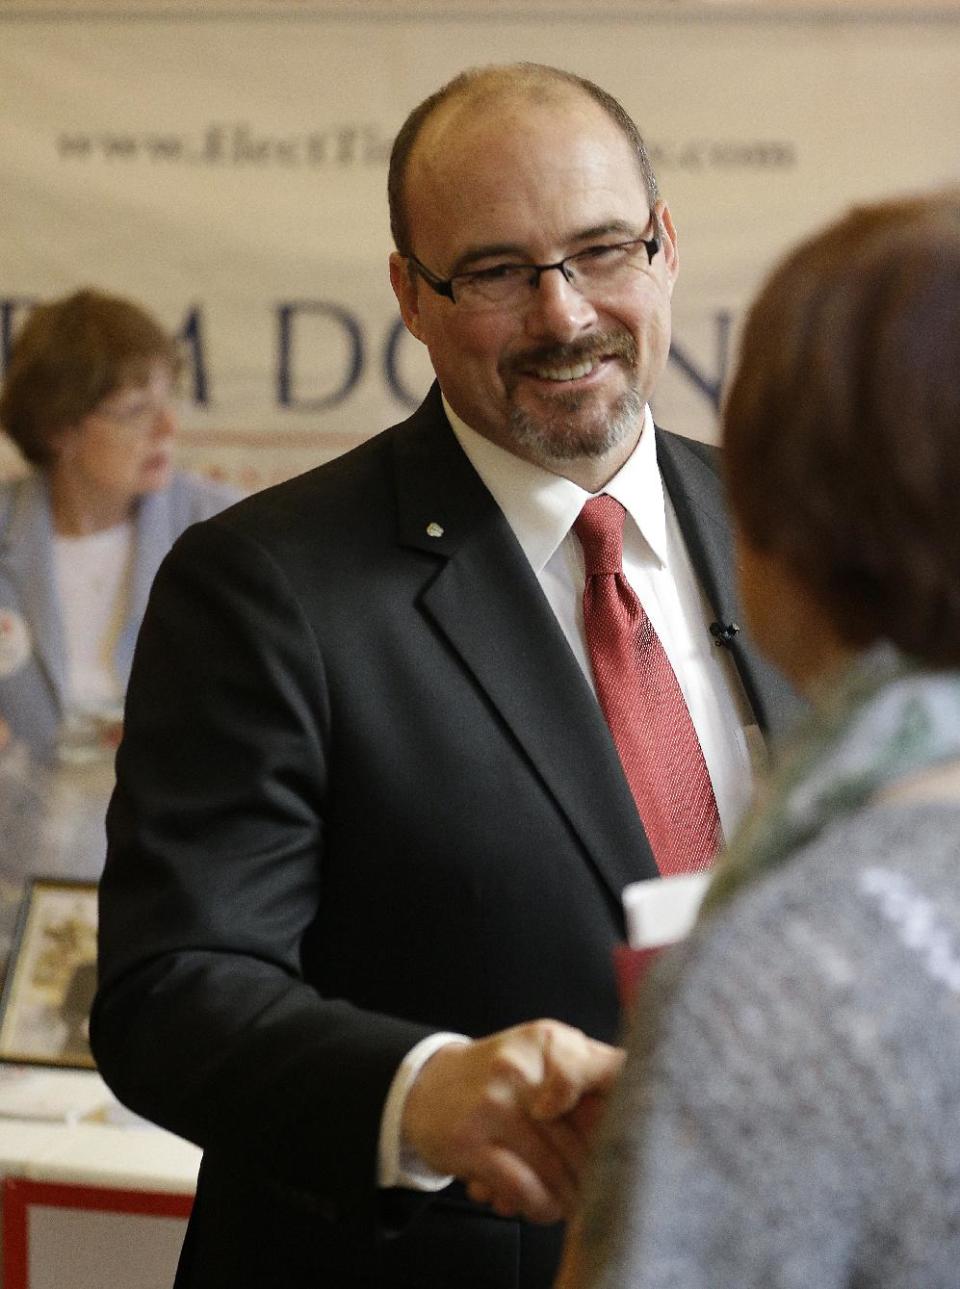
top-left (622, 872), bottom-right (709, 949)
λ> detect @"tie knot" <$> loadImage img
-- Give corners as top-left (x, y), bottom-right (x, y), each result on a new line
top-left (574, 494), bottom-right (625, 576)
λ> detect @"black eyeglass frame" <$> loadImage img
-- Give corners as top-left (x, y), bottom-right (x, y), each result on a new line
top-left (407, 216), bottom-right (662, 306)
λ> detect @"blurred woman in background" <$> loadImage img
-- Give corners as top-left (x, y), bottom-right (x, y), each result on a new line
top-left (0, 288), bottom-right (237, 766)
top-left (558, 190), bottom-right (960, 1289)
top-left (0, 289), bottom-right (237, 927)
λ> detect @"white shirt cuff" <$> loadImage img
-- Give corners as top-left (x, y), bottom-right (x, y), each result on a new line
top-left (377, 1031), bottom-right (471, 1190)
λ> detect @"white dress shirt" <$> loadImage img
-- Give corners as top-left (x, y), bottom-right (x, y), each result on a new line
top-left (378, 400), bottom-right (758, 1190)
top-left (446, 401), bottom-right (756, 837)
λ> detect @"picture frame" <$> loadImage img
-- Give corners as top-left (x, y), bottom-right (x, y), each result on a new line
top-left (0, 878), bottom-right (98, 1070)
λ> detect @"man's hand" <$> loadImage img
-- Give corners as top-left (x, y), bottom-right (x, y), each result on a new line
top-left (400, 1019), bottom-right (623, 1224)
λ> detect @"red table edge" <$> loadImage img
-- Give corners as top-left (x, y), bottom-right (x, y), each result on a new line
top-left (2, 1176), bottom-right (193, 1289)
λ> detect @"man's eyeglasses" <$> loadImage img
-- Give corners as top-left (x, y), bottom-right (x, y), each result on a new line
top-left (408, 218), bottom-right (661, 314)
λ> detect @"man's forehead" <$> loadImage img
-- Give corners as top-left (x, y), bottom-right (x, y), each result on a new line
top-left (399, 75), bottom-right (652, 266)
top-left (416, 80), bottom-right (593, 158)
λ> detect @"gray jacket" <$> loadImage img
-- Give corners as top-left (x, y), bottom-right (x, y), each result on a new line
top-left (0, 470), bottom-right (238, 762)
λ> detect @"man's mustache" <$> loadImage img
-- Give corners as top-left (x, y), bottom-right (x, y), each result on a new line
top-left (501, 332), bottom-right (637, 380)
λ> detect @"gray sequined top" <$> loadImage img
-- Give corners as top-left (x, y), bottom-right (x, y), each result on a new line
top-left (577, 800), bottom-right (960, 1289)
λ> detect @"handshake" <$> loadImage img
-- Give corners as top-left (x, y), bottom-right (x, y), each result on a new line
top-left (401, 1019), bottom-right (623, 1225)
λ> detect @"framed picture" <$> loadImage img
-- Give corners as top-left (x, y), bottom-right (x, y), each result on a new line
top-left (0, 879), bottom-right (98, 1070)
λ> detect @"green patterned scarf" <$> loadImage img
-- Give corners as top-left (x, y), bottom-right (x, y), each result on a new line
top-left (703, 643), bottom-right (960, 916)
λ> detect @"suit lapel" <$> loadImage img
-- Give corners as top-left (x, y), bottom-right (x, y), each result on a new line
top-left (114, 486), bottom-right (176, 686)
top-left (393, 390), bottom-right (659, 908)
top-left (657, 429), bottom-right (799, 735)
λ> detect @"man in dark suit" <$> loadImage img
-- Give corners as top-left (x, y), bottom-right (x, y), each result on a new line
top-left (92, 64), bottom-right (795, 1289)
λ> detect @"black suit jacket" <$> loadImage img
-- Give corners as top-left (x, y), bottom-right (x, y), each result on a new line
top-left (92, 386), bottom-right (796, 1289)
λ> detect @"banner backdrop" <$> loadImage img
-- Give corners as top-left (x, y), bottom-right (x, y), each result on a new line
top-left (2, 4), bottom-right (959, 487)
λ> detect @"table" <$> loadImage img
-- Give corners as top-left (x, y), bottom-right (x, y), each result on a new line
top-left (0, 1069), bottom-right (201, 1289)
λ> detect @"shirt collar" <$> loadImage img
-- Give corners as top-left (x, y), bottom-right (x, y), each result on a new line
top-left (443, 396), bottom-right (668, 572)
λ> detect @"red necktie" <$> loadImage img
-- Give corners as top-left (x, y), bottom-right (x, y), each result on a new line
top-left (574, 494), bottom-right (722, 876)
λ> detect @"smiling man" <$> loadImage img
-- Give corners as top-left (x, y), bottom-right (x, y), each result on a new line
top-left (93, 65), bottom-right (795, 1289)
top-left (389, 71), bottom-right (675, 489)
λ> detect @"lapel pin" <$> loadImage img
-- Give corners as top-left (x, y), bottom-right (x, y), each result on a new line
top-left (426, 522), bottom-right (444, 538)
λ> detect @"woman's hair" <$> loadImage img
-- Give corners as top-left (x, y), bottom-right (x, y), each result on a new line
top-left (724, 190), bottom-right (960, 665)
top-left (0, 288), bottom-right (179, 467)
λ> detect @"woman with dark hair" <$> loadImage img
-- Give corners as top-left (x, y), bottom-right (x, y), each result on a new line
top-left (0, 291), bottom-right (237, 925)
top-left (557, 191), bottom-right (960, 1289)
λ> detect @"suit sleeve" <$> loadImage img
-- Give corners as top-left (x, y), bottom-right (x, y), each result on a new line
top-left (91, 517), bottom-right (433, 1216)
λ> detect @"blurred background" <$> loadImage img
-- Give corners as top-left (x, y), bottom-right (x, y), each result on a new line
top-left (3, 0), bottom-right (958, 490)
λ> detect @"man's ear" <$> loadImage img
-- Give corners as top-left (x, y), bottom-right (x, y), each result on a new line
top-left (389, 252), bottom-right (426, 343)
top-left (656, 201), bottom-right (680, 297)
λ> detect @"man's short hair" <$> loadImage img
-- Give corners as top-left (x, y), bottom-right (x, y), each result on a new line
top-left (0, 288), bottom-right (179, 467)
top-left (724, 190), bottom-right (960, 664)
top-left (388, 63), bottom-right (660, 258)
